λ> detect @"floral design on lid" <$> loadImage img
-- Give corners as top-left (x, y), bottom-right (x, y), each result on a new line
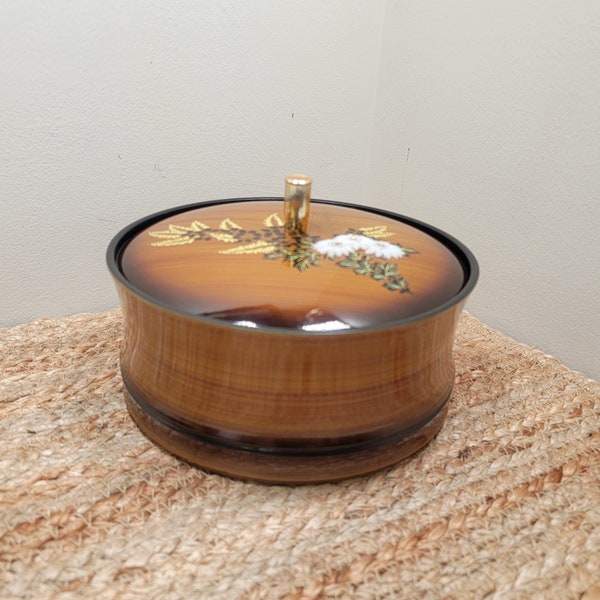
top-left (148, 214), bottom-right (418, 294)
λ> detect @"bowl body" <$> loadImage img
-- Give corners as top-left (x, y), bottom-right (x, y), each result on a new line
top-left (108, 198), bottom-right (478, 483)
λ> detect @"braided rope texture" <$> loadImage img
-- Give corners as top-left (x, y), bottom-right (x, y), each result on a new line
top-left (1, 309), bottom-right (599, 599)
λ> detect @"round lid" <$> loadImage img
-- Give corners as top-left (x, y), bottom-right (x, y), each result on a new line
top-left (112, 176), bottom-right (476, 331)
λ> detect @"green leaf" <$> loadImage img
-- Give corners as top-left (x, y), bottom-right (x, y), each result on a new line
top-left (264, 251), bottom-right (285, 261)
top-left (338, 259), bottom-right (360, 269)
top-left (383, 263), bottom-right (398, 277)
top-left (384, 277), bottom-right (410, 292)
top-left (298, 237), bottom-right (316, 250)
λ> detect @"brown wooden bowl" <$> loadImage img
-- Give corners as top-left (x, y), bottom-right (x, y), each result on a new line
top-left (107, 179), bottom-right (478, 483)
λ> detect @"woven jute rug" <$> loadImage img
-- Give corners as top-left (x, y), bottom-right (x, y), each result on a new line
top-left (1, 310), bottom-right (599, 600)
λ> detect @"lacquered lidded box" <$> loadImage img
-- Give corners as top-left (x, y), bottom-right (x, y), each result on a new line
top-left (107, 175), bottom-right (478, 483)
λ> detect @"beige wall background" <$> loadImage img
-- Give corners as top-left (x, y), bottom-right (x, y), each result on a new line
top-left (1, 1), bottom-right (598, 380)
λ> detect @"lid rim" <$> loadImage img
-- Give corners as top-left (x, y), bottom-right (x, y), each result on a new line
top-left (106, 197), bottom-right (479, 335)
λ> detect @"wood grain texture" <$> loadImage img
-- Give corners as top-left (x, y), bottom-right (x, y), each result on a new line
top-left (116, 284), bottom-right (464, 482)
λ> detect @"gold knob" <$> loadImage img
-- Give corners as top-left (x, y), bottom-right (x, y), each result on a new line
top-left (283, 174), bottom-right (311, 234)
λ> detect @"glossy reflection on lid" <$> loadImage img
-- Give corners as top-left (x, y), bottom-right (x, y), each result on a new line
top-left (118, 199), bottom-right (467, 330)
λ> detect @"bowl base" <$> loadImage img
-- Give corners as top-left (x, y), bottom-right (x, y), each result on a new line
top-left (123, 389), bottom-right (448, 485)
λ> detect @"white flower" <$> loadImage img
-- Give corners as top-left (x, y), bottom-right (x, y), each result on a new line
top-left (312, 237), bottom-right (354, 259)
top-left (313, 234), bottom-right (377, 258)
top-left (333, 234), bottom-right (376, 253)
top-left (367, 240), bottom-right (407, 260)
top-left (313, 234), bottom-right (407, 260)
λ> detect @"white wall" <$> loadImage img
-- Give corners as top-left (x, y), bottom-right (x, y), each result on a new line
top-left (368, 0), bottom-right (600, 380)
top-left (0, 0), bottom-right (385, 324)
top-left (2, 1), bottom-right (599, 380)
